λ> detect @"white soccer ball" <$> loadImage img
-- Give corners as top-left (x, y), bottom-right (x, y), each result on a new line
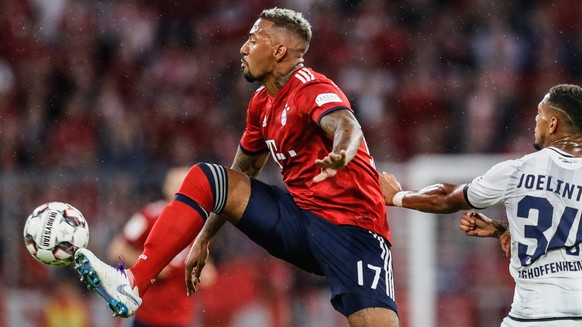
top-left (23, 202), bottom-right (90, 267)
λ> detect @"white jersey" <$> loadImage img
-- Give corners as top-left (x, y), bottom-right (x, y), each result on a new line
top-left (466, 147), bottom-right (582, 322)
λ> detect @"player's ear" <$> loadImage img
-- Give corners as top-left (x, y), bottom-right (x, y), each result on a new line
top-left (549, 116), bottom-right (558, 134)
top-left (274, 44), bottom-right (287, 62)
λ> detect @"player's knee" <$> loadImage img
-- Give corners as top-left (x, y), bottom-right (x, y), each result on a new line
top-left (178, 163), bottom-right (228, 214)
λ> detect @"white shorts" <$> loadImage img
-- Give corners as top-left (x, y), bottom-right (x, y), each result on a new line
top-left (501, 316), bottom-right (582, 327)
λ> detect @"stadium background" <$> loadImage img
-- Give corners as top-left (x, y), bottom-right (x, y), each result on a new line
top-left (0, 0), bottom-right (581, 326)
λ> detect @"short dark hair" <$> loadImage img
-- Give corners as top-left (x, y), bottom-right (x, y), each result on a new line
top-left (547, 84), bottom-right (582, 131)
top-left (259, 8), bottom-right (312, 44)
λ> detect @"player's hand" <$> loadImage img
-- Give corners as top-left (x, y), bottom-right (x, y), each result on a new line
top-left (459, 211), bottom-right (498, 237)
top-left (460, 211), bottom-right (512, 257)
top-left (499, 230), bottom-right (511, 257)
top-left (185, 236), bottom-right (210, 296)
top-left (313, 150), bottom-right (348, 183)
top-left (379, 172), bottom-right (403, 205)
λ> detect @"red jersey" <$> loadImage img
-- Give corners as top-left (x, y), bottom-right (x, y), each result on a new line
top-left (122, 200), bottom-right (196, 326)
top-left (240, 67), bottom-right (390, 242)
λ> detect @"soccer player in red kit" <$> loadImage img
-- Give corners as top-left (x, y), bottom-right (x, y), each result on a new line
top-left (111, 202), bottom-right (197, 327)
top-left (74, 8), bottom-right (399, 327)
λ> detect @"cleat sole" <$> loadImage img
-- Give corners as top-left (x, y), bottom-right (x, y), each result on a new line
top-left (73, 251), bottom-right (130, 317)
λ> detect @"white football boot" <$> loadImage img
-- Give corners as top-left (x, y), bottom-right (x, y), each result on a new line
top-left (74, 248), bottom-right (142, 317)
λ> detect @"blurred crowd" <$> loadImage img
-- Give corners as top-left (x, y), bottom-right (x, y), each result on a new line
top-left (1, 0), bottom-right (581, 326)
top-left (1, 0), bottom-right (581, 172)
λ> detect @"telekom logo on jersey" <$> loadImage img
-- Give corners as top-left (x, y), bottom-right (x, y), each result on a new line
top-left (265, 139), bottom-right (297, 170)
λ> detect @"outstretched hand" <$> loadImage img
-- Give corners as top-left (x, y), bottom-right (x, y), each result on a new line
top-left (185, 236), bottom-right (210, 296)
top-left (313, 150), bottom-right (348, 183)
top-left (379, 172), bottom-right (403, 205)
top-left (459, 211), bottom-right (511, 257)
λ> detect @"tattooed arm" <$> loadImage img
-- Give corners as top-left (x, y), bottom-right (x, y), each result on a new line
top-left (313, 109), bottom-right (363, 183)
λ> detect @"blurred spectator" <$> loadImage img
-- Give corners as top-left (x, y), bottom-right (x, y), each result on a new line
top-left (108, 166), bottom-right (217, 327)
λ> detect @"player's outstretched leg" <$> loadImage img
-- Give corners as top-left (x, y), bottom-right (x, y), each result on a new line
top-left (74, 248), bottom-right (142, 317)
top-left (73, 163), bottom-right (231, 317)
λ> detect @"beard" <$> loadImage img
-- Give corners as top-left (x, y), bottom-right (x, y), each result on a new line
top-left (243, 71), bottom-right (256, 82)
top-left (533, 142), bottom-right (542, 150)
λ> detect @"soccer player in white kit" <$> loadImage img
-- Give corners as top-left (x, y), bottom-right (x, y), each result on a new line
top-left (381, 84), bottom-right (582, 326)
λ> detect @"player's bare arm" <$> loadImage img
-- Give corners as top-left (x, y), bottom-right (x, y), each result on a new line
top-left (231, 147), bottom-right (271, 178)
top-left (380, 172), bottom-right (471, 213)
top-left (313, 109), bottom-right (363, 183)
top-left (460, 211), bottom-right (511, 257)
top-left (185, 148), bottom-right (269, 295)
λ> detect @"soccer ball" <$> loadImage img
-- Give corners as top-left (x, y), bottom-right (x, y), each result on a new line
top-left (23, 202), bottom-right (90, 267)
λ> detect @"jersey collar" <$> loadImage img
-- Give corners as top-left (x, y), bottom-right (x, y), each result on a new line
top-left (547, 146), bottom-right (575, 158)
